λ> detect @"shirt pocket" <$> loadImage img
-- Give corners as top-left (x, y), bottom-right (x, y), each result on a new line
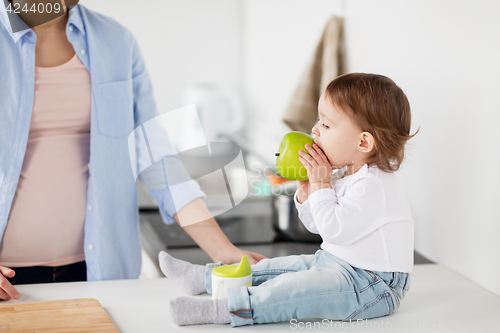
top-left (93, 79), bottom-right (134, 138)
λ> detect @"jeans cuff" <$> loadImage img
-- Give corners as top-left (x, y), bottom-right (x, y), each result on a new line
top-left (204, 262), bottom-right (224, 294)
top-left (226, 286), bottom-right (254, 327)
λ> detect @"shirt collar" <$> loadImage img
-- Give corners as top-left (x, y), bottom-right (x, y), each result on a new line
top-left (0, 3), bottom-right (84, 43)
top-left (67, 5), bottom-right (85, 35)
top-left (0, 0), bottom-right (30, 43)
top-left (339, 163), bottom-right (369, 179)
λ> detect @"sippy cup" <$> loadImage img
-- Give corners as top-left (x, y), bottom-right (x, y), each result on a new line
top-left (212, 255), bottom-right (252, 299)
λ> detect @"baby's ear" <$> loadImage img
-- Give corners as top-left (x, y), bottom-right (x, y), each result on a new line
top-left (358, 132), bottom-right (375, 153)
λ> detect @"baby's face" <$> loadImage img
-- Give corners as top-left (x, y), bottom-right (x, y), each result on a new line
top-left (311, 93), bottom-right (364, 169)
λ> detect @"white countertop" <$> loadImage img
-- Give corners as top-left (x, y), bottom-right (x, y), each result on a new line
top-left (2, 264), bottom-right (500, 332)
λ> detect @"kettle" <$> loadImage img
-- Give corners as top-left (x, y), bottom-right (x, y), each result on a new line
top-left (271, 181), bottom-right (322, 242)
top-left (182, 83), bottom-right (245, 148)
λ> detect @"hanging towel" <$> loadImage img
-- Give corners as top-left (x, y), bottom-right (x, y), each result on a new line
top-left (283, 15), bottom-right (346, 134)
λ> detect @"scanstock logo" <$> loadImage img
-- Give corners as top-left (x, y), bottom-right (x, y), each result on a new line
top-left (2, 1), bottom-right (80, 33)
top-left (128, 105), bottom-right (248, 227)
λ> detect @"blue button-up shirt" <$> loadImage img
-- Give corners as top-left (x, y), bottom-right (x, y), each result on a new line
top-left (0, 4), bottom-right (205, 280)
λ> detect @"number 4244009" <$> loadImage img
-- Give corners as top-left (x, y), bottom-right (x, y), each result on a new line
top-left (6, 2), bottom-right (62, 14)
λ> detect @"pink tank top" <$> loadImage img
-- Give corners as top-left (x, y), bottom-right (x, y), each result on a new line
top-left (0, 54), bottom-right (91, 267)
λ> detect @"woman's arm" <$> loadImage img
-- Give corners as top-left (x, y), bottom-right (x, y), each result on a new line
top-left (128, 35), bottom-right (265, 265)
top-left (172, 198), bottom-right (266, 265)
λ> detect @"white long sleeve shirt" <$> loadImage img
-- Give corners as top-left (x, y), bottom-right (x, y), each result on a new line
top-left (294, 163), bottom-right (414, 273)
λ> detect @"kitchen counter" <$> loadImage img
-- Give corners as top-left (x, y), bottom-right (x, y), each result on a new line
top-left (3, 264), bottom-right (500, 332)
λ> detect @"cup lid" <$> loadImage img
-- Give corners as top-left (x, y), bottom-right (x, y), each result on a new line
top-left (212, 255), bottom-right (252, 278)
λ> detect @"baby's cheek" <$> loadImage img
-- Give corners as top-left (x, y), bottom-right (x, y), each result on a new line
top-left (324, 150), bottom-right (335, 164)
top-left (323, 151), bottom-right (331, 162)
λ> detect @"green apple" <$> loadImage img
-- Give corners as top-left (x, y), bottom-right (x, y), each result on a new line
top-left (275, 131), bottom-right (314, 181)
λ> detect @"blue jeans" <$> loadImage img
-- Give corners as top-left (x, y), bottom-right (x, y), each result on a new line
top-left (204, 250), bottom-right (410, 327)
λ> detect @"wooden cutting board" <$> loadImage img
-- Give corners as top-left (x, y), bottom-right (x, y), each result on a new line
top-left (0, 298), bottom-right (119, 332)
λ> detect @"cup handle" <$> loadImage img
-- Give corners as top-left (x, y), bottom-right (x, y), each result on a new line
top-left (213, 279), bottom-right (224, 299)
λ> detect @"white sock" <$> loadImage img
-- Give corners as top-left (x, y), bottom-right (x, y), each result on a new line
top-left (170, 297), bottom-right (231, 326)
top-left (158, 251), bottom-right (206, 295)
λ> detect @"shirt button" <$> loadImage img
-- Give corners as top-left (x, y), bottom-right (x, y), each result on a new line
top-left (87, 205), bottom-right (92, 211)
top-left (87, 163), bottom-right (90, 169)
top-left (27, 32), bottom-right (31, 36)
top-left (68, 26), bottom-right (73, 32)
top-left (80, 49), bottom-right (86, 55)
top-left (87, 244), bottom-right (94, 250)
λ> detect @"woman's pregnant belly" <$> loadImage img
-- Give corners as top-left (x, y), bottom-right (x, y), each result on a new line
top-left (0, 133), bottom-right (90, 266)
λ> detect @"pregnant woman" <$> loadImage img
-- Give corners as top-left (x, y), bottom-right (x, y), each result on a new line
top-left (0, 1), bottom-right (264, 301)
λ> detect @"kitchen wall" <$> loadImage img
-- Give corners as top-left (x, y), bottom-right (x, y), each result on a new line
top-left (242, 0), bottom-right (500, 297)
top-left (240, 0), bottom-right (344, 163)
top-left (82, 0), bottom-right (243, 147)
top-left (80, 0), bottom-right (500, 296)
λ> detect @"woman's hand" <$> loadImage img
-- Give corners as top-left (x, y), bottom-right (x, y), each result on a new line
top-left (214, 245), bottom-right (267, 265)
top-left (299, 143), bottom-right (333, 193)
top-left (0, 266), bottom-right (20, 301)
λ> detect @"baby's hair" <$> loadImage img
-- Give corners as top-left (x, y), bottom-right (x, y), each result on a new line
top-left (325, 73), bottom-right (419, 172)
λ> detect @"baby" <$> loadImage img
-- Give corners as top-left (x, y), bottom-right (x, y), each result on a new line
top-left (160, 73), bottom-right (418, 327)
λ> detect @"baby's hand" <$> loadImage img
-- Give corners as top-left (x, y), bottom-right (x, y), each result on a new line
top-left (296, 180), bottom-right (310, 204)
top-left (299, 144), bottom-right (332, 192)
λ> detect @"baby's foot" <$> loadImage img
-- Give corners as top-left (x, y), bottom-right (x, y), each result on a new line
top-left (170, 297), bottom-right (231, 326)
top-left (158, 251), bottom-right (207, 295)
